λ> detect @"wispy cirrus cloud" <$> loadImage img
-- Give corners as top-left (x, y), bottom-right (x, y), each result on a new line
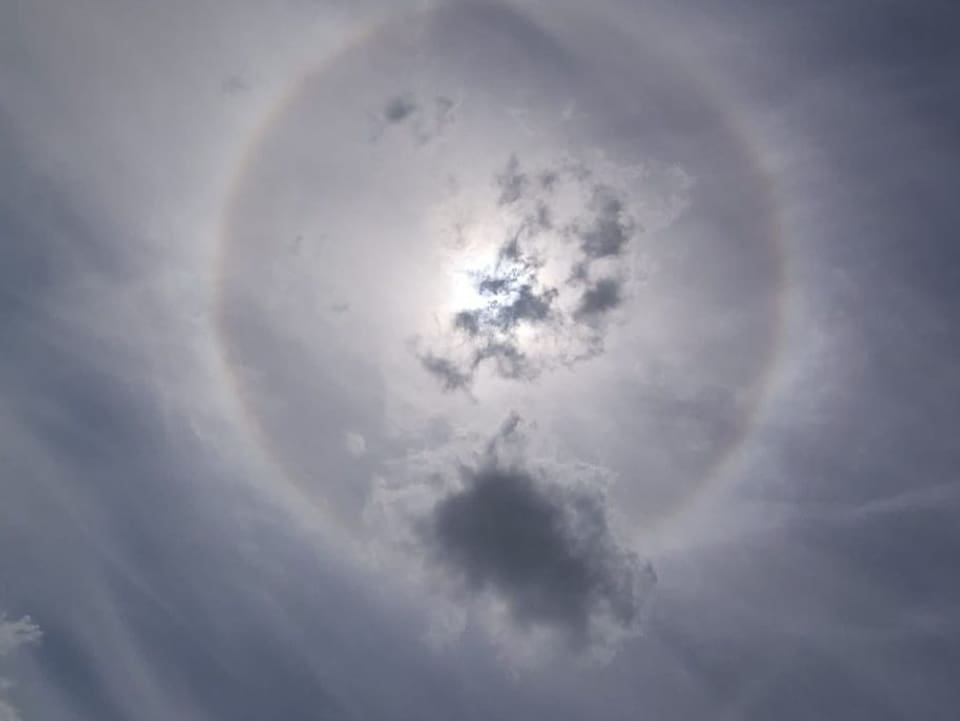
top-left (0, 613), bottom-right (41, 721)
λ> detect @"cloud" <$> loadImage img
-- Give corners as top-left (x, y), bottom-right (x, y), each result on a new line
top-left (574, 185), bottom-right (635, 260)
top-left (418, 153), bottom-right (674, 391)
top-left (383, 94), bottom-right (417, 123)
top-left (574, 277), bottom-right (624, 322)
top-left (420, 352), bottom-right (476, 392)
top-left (374, 92), bottom-right (457, 144)
top-left (372, 415), bottom-right (656, 657)
top-left (0, 615), bottom-right (40, 657)
top-left (345, 431), bottom-right (367, 456)
top-left (0, 613), bottom-right (42, 721)
top-left (496, 154), bottom-right (530, 205)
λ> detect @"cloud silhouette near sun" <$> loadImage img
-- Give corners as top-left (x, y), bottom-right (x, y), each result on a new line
top-left (416, 152), bottom-right (690, 391)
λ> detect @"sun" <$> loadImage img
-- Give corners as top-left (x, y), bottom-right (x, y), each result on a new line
top-left (447, 263), bottom-right (485, 312)
top-left (442, 220), bottom-right (504, 315)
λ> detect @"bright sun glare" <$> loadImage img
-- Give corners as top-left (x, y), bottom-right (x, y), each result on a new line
top-left (443, 221), bottom-right (503, 314)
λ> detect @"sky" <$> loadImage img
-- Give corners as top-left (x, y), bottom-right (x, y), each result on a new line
top-left (1, 0), bottom-right (959, 719)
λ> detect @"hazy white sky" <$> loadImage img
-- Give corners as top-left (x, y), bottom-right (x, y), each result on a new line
top-left (2, 1), bottom-right (959, 719)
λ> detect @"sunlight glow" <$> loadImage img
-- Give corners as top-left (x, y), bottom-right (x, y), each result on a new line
top-left (443, 220), bottom-right (503, 314)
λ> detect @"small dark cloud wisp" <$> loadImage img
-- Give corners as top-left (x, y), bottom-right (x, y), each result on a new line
top-left (376, 92), bottom-right (456, 144)
top-left (576, 185), bottom-right (634, 260)
top-left (575, 277), bottom-right (623, 322)
top-left (420, 352), bottom-right (475, 392)
top-left (384, 94), bottom-right (418, 123)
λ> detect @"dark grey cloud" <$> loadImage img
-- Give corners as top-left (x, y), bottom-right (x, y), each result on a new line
top-left (420, 352), bottom-right (475, 392)
top-left (496, 154), bottom-right (529, 206)
top-left (419, 416), bottom-right (656, 649)
top-left (575, 186), bottom-right (635, 260)
top-left (473, 339), bottom-right (534, 381)
top-left (375, 92), bottom-right (456, 144)
top-left (496, 283), bottom-right (558, 329)
top-left (453, 308), bottom-right (481, 336)
top-left (461, 276), bottom-right (559, 337)
top-left (575, 277), bottom-right (623, 322)
top-left (383, 94), bottom-right (417, 123)
top-left (418, 154), bottom-right (639, 390)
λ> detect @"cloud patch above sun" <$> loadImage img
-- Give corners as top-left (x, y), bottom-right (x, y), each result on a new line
top-left (371, 91), bottom-right (459, 145)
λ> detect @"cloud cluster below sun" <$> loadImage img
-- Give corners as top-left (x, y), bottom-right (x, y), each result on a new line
top-left (367, 414), bottom-right (656, 661)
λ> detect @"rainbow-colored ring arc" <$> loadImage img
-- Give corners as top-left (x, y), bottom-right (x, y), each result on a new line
top-left (212, 4), bottom-right (793, 551)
